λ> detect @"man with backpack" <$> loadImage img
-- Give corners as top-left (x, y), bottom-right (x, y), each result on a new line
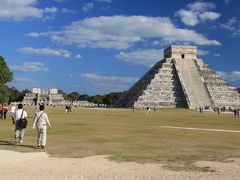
top-left (14, 104), bottom-right (27, 143)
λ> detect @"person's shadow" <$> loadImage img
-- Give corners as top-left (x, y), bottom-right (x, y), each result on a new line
top-left (0, 140), bottom-right (39, 149)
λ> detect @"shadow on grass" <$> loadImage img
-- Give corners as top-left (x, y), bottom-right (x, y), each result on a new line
top-left (0, 140), bottom-right (39, 149)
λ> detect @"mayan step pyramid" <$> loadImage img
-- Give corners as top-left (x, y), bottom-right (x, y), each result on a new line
top-left (114, 45), bottom-right (240, 109)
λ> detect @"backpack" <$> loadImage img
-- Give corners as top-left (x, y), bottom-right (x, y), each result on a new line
top-left (17, 110), bottom-right (28, 129)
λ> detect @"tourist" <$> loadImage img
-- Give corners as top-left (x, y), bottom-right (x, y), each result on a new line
top-left (233, 109), bottom-right (237, 118)
top-left (14, 104), bottom-right (27, 143)
top-left (237, 109), bottom-right (240, 118)
top-left (146, 106), bottom-right (151, 115)
top-left (217, 107), bottom-right (220, 115)
top-left (3, 103), bottom-right (8, 119)
top-left (33, 105), bottom-right (51, 149)
top-left (10, 103), bottom-right (16, 124)
top-left (131, 106), bottom-right (134, 112)
top-left (0, 103), bottom-right (3, 119)
top-left (154, 107), bottom-right (156, 112)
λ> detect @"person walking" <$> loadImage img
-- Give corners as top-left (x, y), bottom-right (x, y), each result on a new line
top-left (33, 105), bottom-right (51, 149)
top-left (14, 104), bottom-right (27, 143)
top-left (234, 108), bottom-right (237, 118)
top-left (3, 103), bottom-right (8, 119)
top-left (0, 103), bottom-right (3, 119)
top-left (146, 106), bottom-right (151, 115)
top-left (10, 103), bottom-right (16, 124)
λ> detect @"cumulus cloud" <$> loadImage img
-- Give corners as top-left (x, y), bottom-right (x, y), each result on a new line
top-left (10, 62), bottom-right (49, 72)
top-left (116, 49), bottom-right (163, 67)
top-left (217, 71), bottom-right (240, 81)
top-left (17, 47), bottom-right (71, 58)
top-left (0, 0), bottom-right (58, 21)
top-left (82, 3), bottom-right (94, 12)
top-left (43, 15), bottom-right (220, 50)
top-left (176, 1), bottom-right (220, 26)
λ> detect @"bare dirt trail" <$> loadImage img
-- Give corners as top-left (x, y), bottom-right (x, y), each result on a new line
top-left (1, 150), bottom-right (240, 180)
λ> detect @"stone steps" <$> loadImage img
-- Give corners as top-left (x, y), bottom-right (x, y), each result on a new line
top-left (173, 58), bottom-right (211, 108)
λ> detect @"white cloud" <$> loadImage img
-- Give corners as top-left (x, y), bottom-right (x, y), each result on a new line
top-left (97, 0), bottom-right (112, 3)
top-left (80, 73), bottom-right (138, 92)
top-left (54, 0), bottom-right (68, 2)
top-left (220, 17), bottom-right (240, 37)
top-left (17, 47), bottom-right (71, 58)
top-left (176, 1), bottom-right (220, 26)
top-left (80, 73), bottom-right (138, 83)
top-left (187, 1), bottom-right (216, 12)
top-left (82, 3), bottom-right (94, 12)
top-left (197, 49), bottom-right (209, 56)
top-left (61, 8), bottom-right (75, 14)
top-left (0, 0), bottom-right (58, 21)
top-left (45, 15), bottom-right (220, 50)
top-left (13, 77), bottom-right (36, 84)
top-left (199, 11), bottom-right (220, 21)
top-left (214, 53), bottom-right (221, 57)
top-left (224, 0), bottom-right (232, 4)
top-left (116, 49), bottom-right (163, 67)
top-left (175, 10), bottom-right (199, 26)
top-left (75, 54), bottom-right (82, 59)
top-left (25, 31), bottom-right (60, 37)
top-left (44, 7), bottom-right (58, 13)
top-left (10, 62), bottom-right (49, 72)
top-left (217, 71), bottom-right (240, 81)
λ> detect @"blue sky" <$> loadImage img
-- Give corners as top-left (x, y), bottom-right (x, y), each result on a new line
top-left (2, 0), bottom-right (240, 95)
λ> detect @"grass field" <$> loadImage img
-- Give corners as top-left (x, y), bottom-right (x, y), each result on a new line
top-left (0, 107), bottom-right (240, 170)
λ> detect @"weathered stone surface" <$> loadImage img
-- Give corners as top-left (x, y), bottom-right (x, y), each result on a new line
top-left (114, 45), bottom-right (240, 109)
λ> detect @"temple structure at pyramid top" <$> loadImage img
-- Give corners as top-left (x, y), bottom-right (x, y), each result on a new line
top-left (114, 45), bottom-right (240, 109)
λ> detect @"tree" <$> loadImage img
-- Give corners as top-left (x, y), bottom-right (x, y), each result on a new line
top-left (67, 92), bottom-right (80, 101)
top-left (79, 94), bottom-right (89, 101)
top-left (0, 56), bottom-right (13, 103)
top-left (88, 95), bottom-right (104, 104)
top-left (0, 56), bottom-right (13, 88)
top-left (103, 92), bottom-right (125, 105)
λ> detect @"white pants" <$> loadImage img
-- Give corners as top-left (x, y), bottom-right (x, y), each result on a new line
top-left (37, 125), bottom-right (47, 146)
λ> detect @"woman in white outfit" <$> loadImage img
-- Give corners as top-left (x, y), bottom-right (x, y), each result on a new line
top-left (33, 105), bottom-right (51, 149)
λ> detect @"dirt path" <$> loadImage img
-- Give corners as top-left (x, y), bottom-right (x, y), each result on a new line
top-left (1, 150), bottom-right (240, 180)
top-left (159, 126), bottom-right (240, 133)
